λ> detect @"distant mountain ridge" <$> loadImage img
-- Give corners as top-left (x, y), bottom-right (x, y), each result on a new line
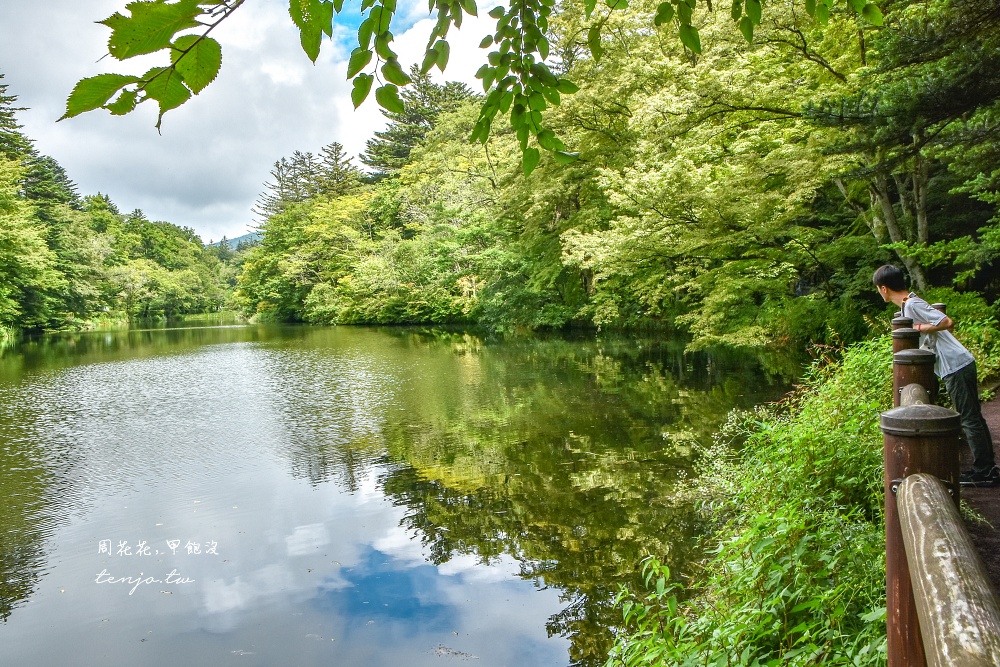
top-left (210, 231), bottom-right (261, 248)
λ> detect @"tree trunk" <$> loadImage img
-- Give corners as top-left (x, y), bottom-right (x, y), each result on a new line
top-left (913, 151), bottom-right (930, 245)
top-left (891, 173), bottom-right (917, 242)
top-left (871, 175), bottom-right (929, 291)
top-left (835, 178), bottom-right (886, 242)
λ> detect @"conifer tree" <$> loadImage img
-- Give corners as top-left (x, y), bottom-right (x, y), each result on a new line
top-left (317, 142), bottom-right (361, 197)
top-left (0, 74), bottom-right (31, 162)
top-left (361, 68), bottom-right (476, 179)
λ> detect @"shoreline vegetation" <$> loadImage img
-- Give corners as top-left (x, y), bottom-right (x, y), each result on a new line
top-left (606, 297), bottom-right (1000, 666)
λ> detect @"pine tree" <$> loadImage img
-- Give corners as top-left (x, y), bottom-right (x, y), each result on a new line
top-left (252, 158), bottom-right (297, 220)
top-left (253, 144), bottom-right (364, 220)
top-left (22, 155), bottom-right (80, 209)
top-left (0, 74), bottom-right (31, 162)
top-left (360, 67), bottom-right (476, 179)
top-left (317, 142), bottom-right (361, 198)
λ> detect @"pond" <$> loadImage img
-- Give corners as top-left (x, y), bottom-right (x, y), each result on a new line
top-left (0, 322), bottom-right (794, 666)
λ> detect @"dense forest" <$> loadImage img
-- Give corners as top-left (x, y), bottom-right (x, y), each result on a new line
top-left (4, 0), bottom-right (999, 353)
top-left (230, 0), bottom-right (1000, 350)
top-left (0, 75), bottom-right (243, 339)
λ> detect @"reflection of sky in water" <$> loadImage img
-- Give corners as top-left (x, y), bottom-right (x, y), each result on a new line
top-left (1, 462), bottom-right (567, 666)
top-left (1, 325), bottom-right (785, 665)
top-left (0, 328), bottom-right (570, 666)
top-left (319, 547), bottom-right (455, 632)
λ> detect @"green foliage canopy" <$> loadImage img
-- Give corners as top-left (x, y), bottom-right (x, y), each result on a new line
top-left (64, 0), bottom-right (882, 171)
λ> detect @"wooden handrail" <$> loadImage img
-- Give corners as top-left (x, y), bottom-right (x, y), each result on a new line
top-left (897, 473), bottom-right (1000, 666)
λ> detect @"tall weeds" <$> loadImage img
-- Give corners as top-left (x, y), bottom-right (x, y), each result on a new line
top-left (607, 315), bottom-right (1000, 666)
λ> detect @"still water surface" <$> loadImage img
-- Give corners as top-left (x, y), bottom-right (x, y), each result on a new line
top-left (0, 322), bottom-right (792, 666)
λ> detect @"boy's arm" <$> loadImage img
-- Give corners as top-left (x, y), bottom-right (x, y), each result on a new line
top-left (915, 316), bottom-right (954, 333)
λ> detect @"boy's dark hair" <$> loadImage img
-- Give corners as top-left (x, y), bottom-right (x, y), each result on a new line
top-left (872, 265), bottom-right (908, 291)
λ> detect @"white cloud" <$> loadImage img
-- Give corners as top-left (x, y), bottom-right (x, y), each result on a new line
top-left (0, 0), bottom-right (491, 242)
top-left (285, 523), bottom-right (332, 556)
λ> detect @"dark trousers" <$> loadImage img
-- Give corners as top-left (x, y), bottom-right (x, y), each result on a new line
top-left (944, 361), bottom-right (996, 473)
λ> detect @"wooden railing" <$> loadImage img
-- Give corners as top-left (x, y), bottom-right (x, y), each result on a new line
top-left (897, 473), bottom-right (1000, 666)
top-left (880, 327), bottom-right (1000, 666)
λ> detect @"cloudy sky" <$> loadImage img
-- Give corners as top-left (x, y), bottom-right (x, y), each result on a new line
top-left (0, 0), bottom-right (492, 242)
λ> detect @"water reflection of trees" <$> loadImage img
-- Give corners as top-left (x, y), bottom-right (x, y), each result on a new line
top-left (284, 330), bottom-right (793, 666)
top-left (0, 428), bottom-right (56, 622)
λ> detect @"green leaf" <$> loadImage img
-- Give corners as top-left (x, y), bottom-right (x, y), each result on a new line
top-left (537, 129), bottom-right (560, 150)
top-left (538, 35), bottom-right (549, 60)
top-left (510, 103), bottom-right (526, 128)
top-left (805, 0), bottom-right (816, 15)
top-left (318, 0), bottom-right (335, 36)
top-left (731, 0), bottom-right (742, 21)
top-left (289, 0), bottom-right (326, 61)
top-left (516, 124), bottom-right (529, 149)
top-left (499, 91), bottom-right (514, 113)
top-left (541, 86), bottom-right (560, 105)
top-left (469, 119), bottom-right (486, 144)
top-left (369, 5), bottom-right (392, 34)
top-left (584, 0), bottom-right (597, 19)
top-left (347, 47), bottom-right (373, 78)
top-left (351, 73), bottom-right (374, 108)
top-left (100, 0), bottom-right (202, 60)
top-left (140, 66), bottom-right (192, 129)
top-left (171, 35), bottom-right (222, 94)
top-left (676, 0), bottom-right (692, 23)
top-left (848, 0), bottom-right (865, 11)
top-left (381, 58), bottom-right (411, 85)
top-left (299, 26), bottom-right (323, 62)
top-left (861, 3), bottom-right (883, 25)
top-left (860, 607), bottom-right (886, 623)
top-left (746, 0), bottom-right (761, 23)
top-left (375, 83), bottom-right (405, 114)
top-left (587, 25), bottom-right (603, 62)
top-left (556, 79), bottom-right (580, 94)
top-left (333, 0), bottom-right (346, 11)
top-left (679, 24), bottom-right (701, 52)
top-left (434, 39), bottom-right (450, 71)
top-left (421, 48), bottom-right (438, 74)
top-left (553, 150), bottom-right (579, 165)
top-left (606, 0), bottom-right (628, 8)
top-left (358, 17), bottom-right (375, 50)
top-left (478, 65), bottom-right (496, 91)
top-left (739, 15), bottom-right (754, 41)
top-left (488, 6), bottom-right (505, 18)
top-left (459, 0), bottom-right (478, 15)
top-left (375, 33), bottom-right (397, 60)
top-left (655, 2), bottom-right (675, 26)
top-left (479, 35), bottom-right (494, 48)
top-left (816, 2), bottom-right (829, 23)
top-left (530, 62), bottom-right (558, 87)
top-left (522, 147), bottom-right (540, 176)
top-left (61, 73), bottom-right (140, 120)
top-left (106, 89), bottom-right (139, 116)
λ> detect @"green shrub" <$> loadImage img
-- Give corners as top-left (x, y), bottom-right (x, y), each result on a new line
top-left (607, 338), bottom-right (894, 666)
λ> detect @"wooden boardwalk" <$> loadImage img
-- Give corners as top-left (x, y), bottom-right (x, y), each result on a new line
top-left (962, 397), bottom-right (1000, 593)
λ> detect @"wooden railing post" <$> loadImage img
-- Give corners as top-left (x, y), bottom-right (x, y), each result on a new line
top-left (893, 348), bottom-right (937, 407)
top-left (880, 404), bottom-right (963, 667)
top-left (897, 473), bottom-right (1000, 666)
top-left (892, 316), bottom-right (914, 331)
top-left (892, 328), bottom-right (920, 354)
